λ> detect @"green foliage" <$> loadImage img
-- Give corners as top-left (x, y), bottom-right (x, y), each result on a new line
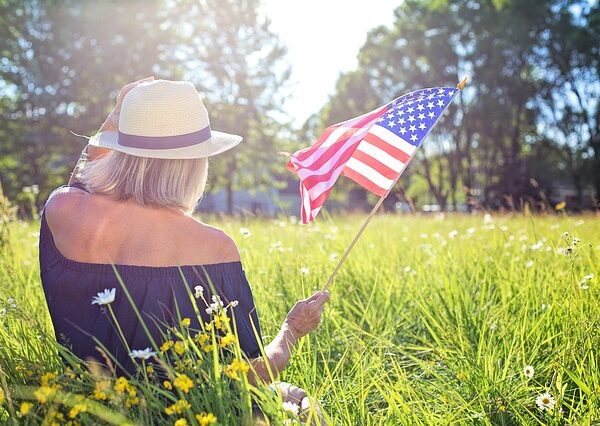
top-left (2, 213), bottom-right (600, 423)
top-left (0, 0), bottom-right (291, 214)
top-left (306, 0), bottom-right (600, 211)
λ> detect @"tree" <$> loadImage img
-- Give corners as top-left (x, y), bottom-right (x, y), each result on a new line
top-left (0, 0), bottom-right (179, 205)
top-left (304, 0), bottom-right (599, 211)
top-left (169, 0), bottom-right (291, 214)
top-left (0, 0), bottom-right (291, 215)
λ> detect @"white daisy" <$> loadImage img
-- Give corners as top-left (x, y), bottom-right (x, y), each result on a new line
top-left (91, 288), bottom-right (116, 305)
top-left (536, 392), bottom-right (555, 411)
top-left (525, 260), bottom-right (534, 269)
top-left (448, 230), bottom-right (458, 239)
top-left (299, 267), bottom-right (310, 275)
top-left (282, 401), bottom-right (300, 417)
top-left (206, 294), bottom-right (226, 315)
top-left (230, 300), bottom-right (239, 308)
top-left (239, 227), bottom-right (251, 237)
top-left (129, 347), bottom-right (157, 360)
top-left (194, 286), bottom-right (204, 299)
top-left (523, 365), bottom-right (534, 379)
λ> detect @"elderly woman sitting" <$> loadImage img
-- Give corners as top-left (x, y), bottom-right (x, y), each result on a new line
top-left (39, 77), bottom-right (329, 420)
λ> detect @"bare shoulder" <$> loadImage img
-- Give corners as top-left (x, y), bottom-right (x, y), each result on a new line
top-left (185, 218), bottom-right (241, 263)
top-left (44, 186), bottom-right (89, 222)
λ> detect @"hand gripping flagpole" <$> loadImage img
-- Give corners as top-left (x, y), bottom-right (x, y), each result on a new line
top-left (321, 77), bottom-right (469, 292)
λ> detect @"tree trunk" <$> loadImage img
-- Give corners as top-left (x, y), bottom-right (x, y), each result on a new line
top-left (593, 140), bottom-right (600, 207)
top-left (226, 157), bottom-right (236, 214)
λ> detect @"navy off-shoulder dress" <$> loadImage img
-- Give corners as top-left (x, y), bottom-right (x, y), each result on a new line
top-left (39, 184), bottom-right (262, 375)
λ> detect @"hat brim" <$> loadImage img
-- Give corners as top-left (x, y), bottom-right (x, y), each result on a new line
top-left (88, 130), bottom-right (243, 159)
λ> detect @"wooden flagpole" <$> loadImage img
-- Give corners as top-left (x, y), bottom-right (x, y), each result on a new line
top-left (321, 77), bottom-right (468, 292)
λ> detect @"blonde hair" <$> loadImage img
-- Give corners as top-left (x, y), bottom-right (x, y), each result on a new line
top-left (77, 150), bottom-right (208, 214)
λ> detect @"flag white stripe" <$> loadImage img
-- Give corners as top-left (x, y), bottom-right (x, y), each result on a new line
top-left (369, 125), bottom-right (417, 156)
top-left (355, 141), bottom-right (406, 173)
top-left (305, 161), bottom-right (347, 201)
top-left (292, 124), bottom-right (373, 169)
top-left (345, 157), bottom-right (394, 190)
top-left (294, 127), bottom-right (371, 181)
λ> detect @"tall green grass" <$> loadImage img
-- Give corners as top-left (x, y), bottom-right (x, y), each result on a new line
top-left (1, 212), bottom-right (599, 424)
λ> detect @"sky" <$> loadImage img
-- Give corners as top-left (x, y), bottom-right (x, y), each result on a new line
top-left (260, 1), bottom-right (398, 125)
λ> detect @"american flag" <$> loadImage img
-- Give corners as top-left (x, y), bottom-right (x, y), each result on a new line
top-left (287, 86), bottom-right (459, 223)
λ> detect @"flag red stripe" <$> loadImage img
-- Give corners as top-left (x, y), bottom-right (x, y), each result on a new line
top-left (294, 124), bottom-right (339, 161)
top-left (342, 167), bottom-right (387, 197)
top-left (298, 141), bottom-right (361, 188)
top-left (363, 132), bottom-right (411, 163)
top-left (292, 136), bottom-right (361, 174)
top-left (291, 107), bottom-right (390, 167)
top-left (348, 150), bottom-right (401, 180)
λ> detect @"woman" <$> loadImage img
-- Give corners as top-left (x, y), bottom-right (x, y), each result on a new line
top-left (39, 77), bottom-right (329, 412)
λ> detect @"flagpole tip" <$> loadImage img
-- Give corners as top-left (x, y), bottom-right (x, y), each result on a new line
top-left (457, 76), bottom-right (469, 90)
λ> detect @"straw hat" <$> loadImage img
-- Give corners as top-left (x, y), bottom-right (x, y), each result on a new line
top-left (88, 80), bottom-right (242, 159)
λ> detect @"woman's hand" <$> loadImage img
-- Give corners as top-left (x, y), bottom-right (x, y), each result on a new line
top-left (283, 290), bottom-right (330, 340)
top-left (247, 290), bottom-right (330, 385)
top-left (98, 76), bottom-right (154, 133)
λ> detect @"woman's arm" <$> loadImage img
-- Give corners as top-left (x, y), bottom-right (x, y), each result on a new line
top-left (248, 291), bottom-right (330, 385)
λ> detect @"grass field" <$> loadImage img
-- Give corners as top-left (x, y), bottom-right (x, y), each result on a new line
top-left (1, 212), bottom-right (599, 425)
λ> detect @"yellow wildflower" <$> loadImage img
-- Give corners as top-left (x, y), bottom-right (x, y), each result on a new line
top-left (114, 377), bottom-right (129, 394)
top-left (195, 332), bottom-right (210, 345)
top-left (555, 201), bottom-right (566, 211)
top-left (40, 372), bottom-right (57, 386)
top-left (163, 380), bottom-right (173, 390)
top-left (93, 380), bottom-right (111, 400)
top-left (69, 402), bottom-right (87, 418)
top-left (181, 317), bottom-right (191, 327)
top-left (214, 313), bottom-right (230, 331)
top-left (204, 322), bottom-right (214, 331)
top-left (34, 385), bottom-right (55, 403)
top-left (224, 358), bottom-right (249, 380)
top-left (220, 332), bottom-right (236, 347)
top-left (173, 374), bottom-right (194, 393)
top-left (160, 340), bottom-right (174, 353)
top-left (19, 402), bottom-right (33, 416)
top-left (232, 358), bottom-right (249, 373)
top-left (65, 368), bottom-right (77, 379)
top-left (114, 377), bottom-right (137, 397)
top-left (174, 341), bottom-right (186, 355)
top-left (146, 364), bottom-right (155, 375)
top-left (125, 396), bottom-right (139, 408)
top-left (43, 407), bottom-right (65, 426)
top-left (174, 419), bottom-right (188, 426)
top-left (196, 412), bottom-right (217, 425)
top-left (164, 399), bottom-right (191, 415)
top-left (0, 388), bottom-right (4, 404)
top-left (202, 344), bottom-right (214, 353)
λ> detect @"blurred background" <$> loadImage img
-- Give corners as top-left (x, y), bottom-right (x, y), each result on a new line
top-left (0, 0), bottom-right (599, 218)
